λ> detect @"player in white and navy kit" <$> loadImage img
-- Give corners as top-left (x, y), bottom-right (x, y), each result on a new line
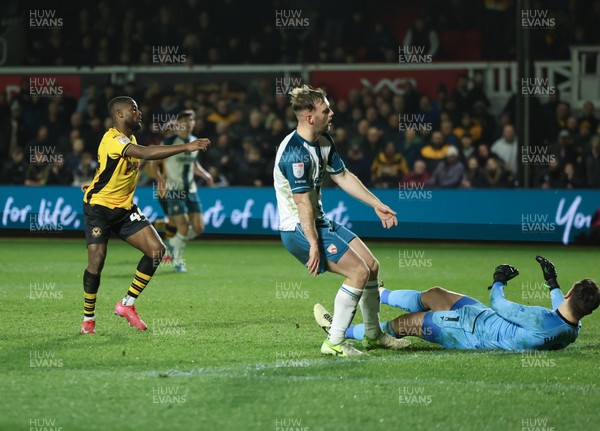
top-left (159, 110), bottom-right (213, 272)
top-left (274, 85), bottom-right (409, 357)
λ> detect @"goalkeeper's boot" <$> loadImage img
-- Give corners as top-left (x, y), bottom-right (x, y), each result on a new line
top-left (363, 332), bottom-right (411, 351)
top-left (80, 320), bottom-right (96, 335)
top-left (313, 303), bottom-right (332, 334)
top-left (321, 339), bottom-right (366, 357)
top-left (114, 301), bottom-right (148, 331)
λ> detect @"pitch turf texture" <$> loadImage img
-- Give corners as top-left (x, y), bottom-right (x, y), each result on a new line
top-left (0, 239), bottom-right (598, 431)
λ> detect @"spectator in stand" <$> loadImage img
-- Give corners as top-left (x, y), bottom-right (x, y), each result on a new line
top-left (403, 15), bottom-right (439, 59)
top-left (477, 143), bottom-right (499, 167)
top-left (550, 130), bottom-right (579, 166)
top-left (1, 147), bottom-right (27, 185)
top-left (420, 130), bottom-right (449, 173)
top-left (371, 142), bottom-right (409, 189)
top-left (535, 158), bottom-right (562, 189)
top-left (575, 122), bottom-right (593, 152)
top-left (453, 112), bottom-right (482, 143)
top-left (47, 154), bottom-right (73, 185)
top-left (344, 143), bottom-right (371, 187)
top-left (243, 110), bottom-right (267, 145)
top-left (440, 119), bottom-right (459, 147)
top-left (417, 95), bottom-right (441, 132)
top-left (364, 126), bottom-right (384, 164)
top-left (72, 152), bottom-right (96, 187)
top-left (579, 101), bottom-right (598, 132)
top-left (492, 124), bottom-right (518, 175)
top-left (401, 159), bottom-right (430, 188)
top-left (399, 128), bottom-right (425, 169)
top-left (586, 136), bottom-right (600, 188)
top-left (482, 157), bottom-right (512, 188)
top-left (237, 143), bottom-right (269, 186)
top-left (461, 155), bottom-right (486, 188)
top-left (458, 133), bottom-right (476, 164)
top-left (205, 133), bottom-right (238, 185)
top-left (349, 119), bottom-right (369, 150)
top-left (25, 126), bottom-right (51, 157)
top-left (467, 73), bottom-right (490, 111)
top-left (427, 146), bottom-right (464, 188)
top-left (472, 100), bottom-right (496, 145)
top-left (559, 163), bottom-right (585, 189)
top-left (544, 102), bottom-right (570, 144)
top-left (0, 101), bottom-right (30, 161)
top-left (565, 115), bottom-right (579, 137)
top-left (65, 137), bottom-right (86, 173)
top-left (25, 152), bottom-right (50, 186)
top-left (451, 75), bottom-right (470, 115)
top-left (208, 99), bottom-right (237, 126)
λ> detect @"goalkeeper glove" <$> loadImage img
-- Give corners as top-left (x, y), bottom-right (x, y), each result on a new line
top-left (535, 255), bottom-right (559, 290)
top-left (490, 264), bottom-right (520, 287)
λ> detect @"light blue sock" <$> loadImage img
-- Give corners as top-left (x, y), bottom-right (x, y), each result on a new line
top-left (346, 321), bottom-right (396, 340)
top-left (381, 289), bottom-right (426, 312)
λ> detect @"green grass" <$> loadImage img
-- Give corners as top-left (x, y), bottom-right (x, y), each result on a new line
top-left (0, 238), bottom-right (598, 431)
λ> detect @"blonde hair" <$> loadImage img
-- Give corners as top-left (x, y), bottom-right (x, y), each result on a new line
top-left (289, 85), bottom-right (327, 113)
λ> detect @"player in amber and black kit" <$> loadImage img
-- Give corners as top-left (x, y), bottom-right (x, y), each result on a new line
top-left (80, 96), bottom-right (210, 334)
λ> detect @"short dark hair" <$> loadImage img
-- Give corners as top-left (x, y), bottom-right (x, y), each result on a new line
top-left (289, 85), bottom-right (327, 113)
top-left (107, 96), bottom-right (133, 118)
top-left (177, 110), bottom-right (195, 121)
top-left (569, 279), bottom-right (600, 319)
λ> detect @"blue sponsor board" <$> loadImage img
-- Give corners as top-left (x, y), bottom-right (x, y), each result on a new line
top-left (0, 186), bottom-right (598, 244)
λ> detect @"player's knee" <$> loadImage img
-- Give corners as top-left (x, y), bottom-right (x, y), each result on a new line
top-left (353, 264), bottom-right (370, 288)
top-left (178, 224), bottom-right (189, 236)
top-left (424, 286), bottom-right (445, 296)
top-left (369, 258), bottom-right (380, 276)
top-left (153, 242), bottom-right (166, 260)
top-left (88, 251), bottom-right (106, 274)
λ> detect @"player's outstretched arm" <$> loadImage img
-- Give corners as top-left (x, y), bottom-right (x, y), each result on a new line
top-left (293, 192), bottom-right (320, 277)
top-left (125, 138), bottom-right (210, 160)
top-left (331, 169), bottom-right (398, 229)
top-left (489, 265), bottom-right (542, 328)
top-left (194, 161), bottom-right (214, 186)
top-left (536, 255), bottom-right (564, 309)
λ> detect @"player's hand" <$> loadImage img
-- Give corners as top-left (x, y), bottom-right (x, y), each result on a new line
top-left (492, 264), bottom-right (519, 284)
top-left (80, 181), bottom-right (91, 193)
top-left (186, 138), bottom-right (211, 153)
top-left (205, 173), bottom-right (215, 186)
top-left (535, 255), bottom-right (560, 290)
top-left (535, 255), bottom-right (557, 281)
top-left (374, 203), bottom-right (398, 229)
top-left (306, 244), bottom-right (320, 277)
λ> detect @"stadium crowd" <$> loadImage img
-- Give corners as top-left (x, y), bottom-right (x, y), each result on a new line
top-left (1, 75), bottom-right (599, 190)
top-left (18, 0), bottom-right (600, 66)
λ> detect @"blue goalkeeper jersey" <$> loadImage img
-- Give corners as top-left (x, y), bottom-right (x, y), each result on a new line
top-left (474, 283), bottom-right (581, 350)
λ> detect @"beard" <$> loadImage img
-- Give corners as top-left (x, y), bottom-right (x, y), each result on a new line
top-left (129, 118), bottom-right (142, 132)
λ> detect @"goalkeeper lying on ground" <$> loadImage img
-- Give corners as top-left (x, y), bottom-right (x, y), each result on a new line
top-left (314, 256), bottom-right (600, 351)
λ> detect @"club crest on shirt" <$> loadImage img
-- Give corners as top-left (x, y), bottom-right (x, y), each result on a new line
top-left (327, 244), bottom-right (338, 254)
top-left (292, 162), bottom-right (304, 178)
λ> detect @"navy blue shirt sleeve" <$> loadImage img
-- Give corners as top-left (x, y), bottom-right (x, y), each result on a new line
top-left (324, 134), bottom-right (345, 174)
top-left (279, 146), bottom-right (312, 193)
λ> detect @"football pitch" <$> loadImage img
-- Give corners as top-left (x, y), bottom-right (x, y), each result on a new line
top-left (0, 238), bottom-right (597, 431)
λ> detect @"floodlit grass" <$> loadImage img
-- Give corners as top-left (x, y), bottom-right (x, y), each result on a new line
top-left (0, 239), bottom-right (598, 431)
